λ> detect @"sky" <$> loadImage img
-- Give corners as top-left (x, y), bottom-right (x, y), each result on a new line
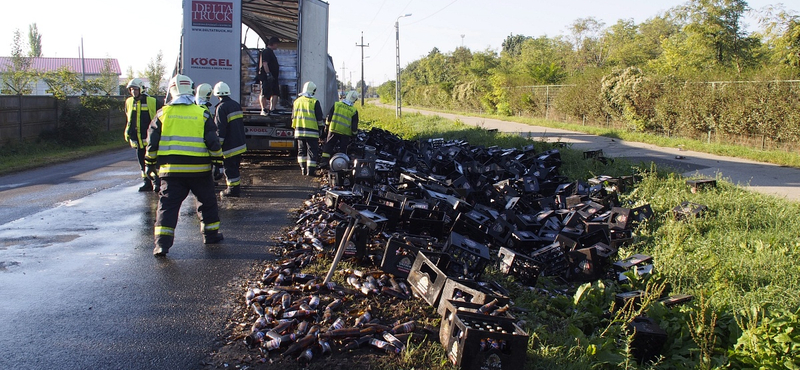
top-left (1, 0), bottom-right (792, 87)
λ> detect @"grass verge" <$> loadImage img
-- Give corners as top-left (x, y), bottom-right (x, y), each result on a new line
top-left (359, 102), bottom-right (800, 369)
top-left (0, 131), bottom-right (127, 176)
top-left (400, 103), bottom-right (800, 169)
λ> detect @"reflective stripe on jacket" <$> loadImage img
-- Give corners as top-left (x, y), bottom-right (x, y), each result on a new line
top-left (125, 95), bottom-right (157, 149)
top-left (328, 101), bottom-right (357, 136)
top-left (145, 100), bottom-right (223, 177)
top-left (214, 97), bottom-right (247, 158)
top-left (292, 96), bottom-right (320, 139)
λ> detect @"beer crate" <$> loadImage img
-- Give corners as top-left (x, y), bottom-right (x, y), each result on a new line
top-left (380, 234), bottom-right (442, 279)
top-left (408, 251), bottom-right (452, 307)
top-left (443, 231), bottom-right (491, 280)
top-left (497, 246), bottom-right (542, 286)
top-left (437, 278), bottom-right (510, 316)
top-left (381, 235), bottom-right (420, 279)
top-left (438, 299), bottom-right (514, 352)
top-left (444, 311), bottom-right (528, 370)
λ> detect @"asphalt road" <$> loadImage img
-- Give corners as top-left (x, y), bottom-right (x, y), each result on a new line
top-left (0, 149), bottom-right (316, 370)
top-left (398, 106), bottom-right (800, 203)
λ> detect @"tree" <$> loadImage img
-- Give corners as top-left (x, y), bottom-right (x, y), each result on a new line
top-left (94, 59), bottom-right (119, 95)
top-left (28, 23), bottom-right (42, 57)
top-left (1, 29), bottom-right (35, 94)
top-left (125, 66), bottom-right (135, 82)
top-left (40, 66), bottom-right (80, 100)
top-left (501, 34), bottom-right (530, 57)
top-left (679, 0), bottom-right (760, 72)
top-left (756, 4), bottom-right (800, 74)
top-left (568, 17), bottom-right (607, 71)
top-left (143, 50), bottom-right (166, 96)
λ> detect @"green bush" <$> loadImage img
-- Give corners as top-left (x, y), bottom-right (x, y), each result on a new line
top-left (39, 95), bottom-right (122, 147)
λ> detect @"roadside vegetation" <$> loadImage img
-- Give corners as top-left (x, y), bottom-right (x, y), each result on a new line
top-left (377, 0), bottom-right (800, 159)
top-left (357, 102), bottom-right (800, 369)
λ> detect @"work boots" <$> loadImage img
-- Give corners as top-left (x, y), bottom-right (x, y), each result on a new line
top-left (300, 163), bottom-right (307, 176)
top-left (138, 179), bottom-right (153, 192)
top-left (203, 232), bottom-right (224, 244)
top-left (153, 245), bottom-right (169, 257)
top-left (220, 185), bottom-right (241, 198)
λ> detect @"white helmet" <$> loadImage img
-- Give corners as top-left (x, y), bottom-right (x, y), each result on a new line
top-left (344, 90), bottom-right (359, 105)
top-left (213, 81), bottom-right (230, 97)
top-left (196, 83), bottom-right (213, 100)
top-left (168, 74), bottom-right (194, 97)
top-left (301, 81), bottom-right (317, 96)
top-left (127, 78), bottom-right (144, 90)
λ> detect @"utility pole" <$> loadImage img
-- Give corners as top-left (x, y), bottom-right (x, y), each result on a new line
top-left (356, 32), bottom-right (369, 106)
top-left (395, 13), bottom-right (412, 118)
top-left (340, 61), bottom-right (347, 97)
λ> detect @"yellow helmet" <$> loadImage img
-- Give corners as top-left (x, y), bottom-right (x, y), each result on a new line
top-left (301, 81), bottom-right (317, 96)
top-left (168, 74), bottom-right (194, 97)
top-left (213, 81), bottom-right (231, 97)
top-left (196, 83), bottom-right (213, 101)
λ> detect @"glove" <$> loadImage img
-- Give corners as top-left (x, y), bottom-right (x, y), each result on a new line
top-left (212, 163), bottom-right (225, 182)
top-left (145, 164), bottom-right (158, 181)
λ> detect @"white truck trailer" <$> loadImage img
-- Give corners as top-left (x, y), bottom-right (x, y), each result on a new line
top-left (178, 0), bottom-right (337, 152)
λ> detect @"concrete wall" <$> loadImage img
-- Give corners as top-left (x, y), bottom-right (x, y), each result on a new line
top-left (0, 95), bottom-right (129, 144)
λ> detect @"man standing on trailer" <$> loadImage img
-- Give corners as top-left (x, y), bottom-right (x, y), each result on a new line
top-left (259, 36), bottom-right (281, 116)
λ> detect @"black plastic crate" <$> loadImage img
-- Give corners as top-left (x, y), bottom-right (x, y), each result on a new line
top-left (529, 242), bottom-right (569, 276)
top-left (444, 231), bottom-right (491, 279)
top-left (406, 208), bottom-right (446, 238)
top-left (628, 316), bottom-right (667, 364)
top-left (497, 246), bottom-right (542, 286)
top-left (439, 299), bottom-right (515, 352)
top-left (324, 189), bottom-right (361, 209)
top-left (444, 311), bottom-right (528, 370)
top-left (451, 210), bottom-right (492, 243)
top-left (567, 246), bottom-right (601, 282)
top-left (381, 235), bottom-right (421, 279)
top-left (437, 278), bottom-right (511, 316)
top-left (408, 251), bottom-right (452, 307)
top-left (506, 229), bottom-right (544, 252)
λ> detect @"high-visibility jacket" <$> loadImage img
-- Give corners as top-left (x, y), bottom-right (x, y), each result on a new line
top-left (292, 95), bottom-right (320, 139)
top-left (214, 97), bottom-right (247, 158)
top-left (327, 101), bottom-right (358, 136)
top-left (124, 94), bottom-right (157, 149)
top-left (145, 99), bottom-right (223, 177)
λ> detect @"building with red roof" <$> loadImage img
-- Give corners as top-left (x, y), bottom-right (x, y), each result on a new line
top-left (0, 57), bottom-right (121, 95)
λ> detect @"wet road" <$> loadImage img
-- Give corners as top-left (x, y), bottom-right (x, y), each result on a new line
top-left (0, 149), bottom-right (316, 369)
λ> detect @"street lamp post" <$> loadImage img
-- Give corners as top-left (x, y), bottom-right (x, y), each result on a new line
top-left (395, 13), bottom-right (412, 118)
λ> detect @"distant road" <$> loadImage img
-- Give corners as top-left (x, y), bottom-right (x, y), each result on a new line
top-left (395, 105), bottom-right (800, 203)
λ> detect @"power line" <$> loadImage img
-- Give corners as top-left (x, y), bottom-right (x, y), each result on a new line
top-left (406, 0), bottom-right (459, 25)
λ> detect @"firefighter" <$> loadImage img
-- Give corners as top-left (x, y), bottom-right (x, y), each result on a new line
top-left (291, 81), bottom-right (325, 176)
top-left (321, 90), bottom-right (359, 167)
top-left (145, 74), bottom-right (225, 257)
top-left (124, 78), bottom-right (160, 192)
top-left (195, 83), bottom-right (214, 114)
top-left (212, 81), bottom-right (247, 197)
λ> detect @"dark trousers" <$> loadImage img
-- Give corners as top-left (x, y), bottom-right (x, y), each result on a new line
top-left (136, 148), bottom-right (147, 178)
top-left (322, 132), bottom-right (351, 159)
top-left (296, 137), bottom-right (320, 171)
top-left (154, 175), bottom-right (221, 249)
top-left (223, 155), bottom-right (242, 187)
